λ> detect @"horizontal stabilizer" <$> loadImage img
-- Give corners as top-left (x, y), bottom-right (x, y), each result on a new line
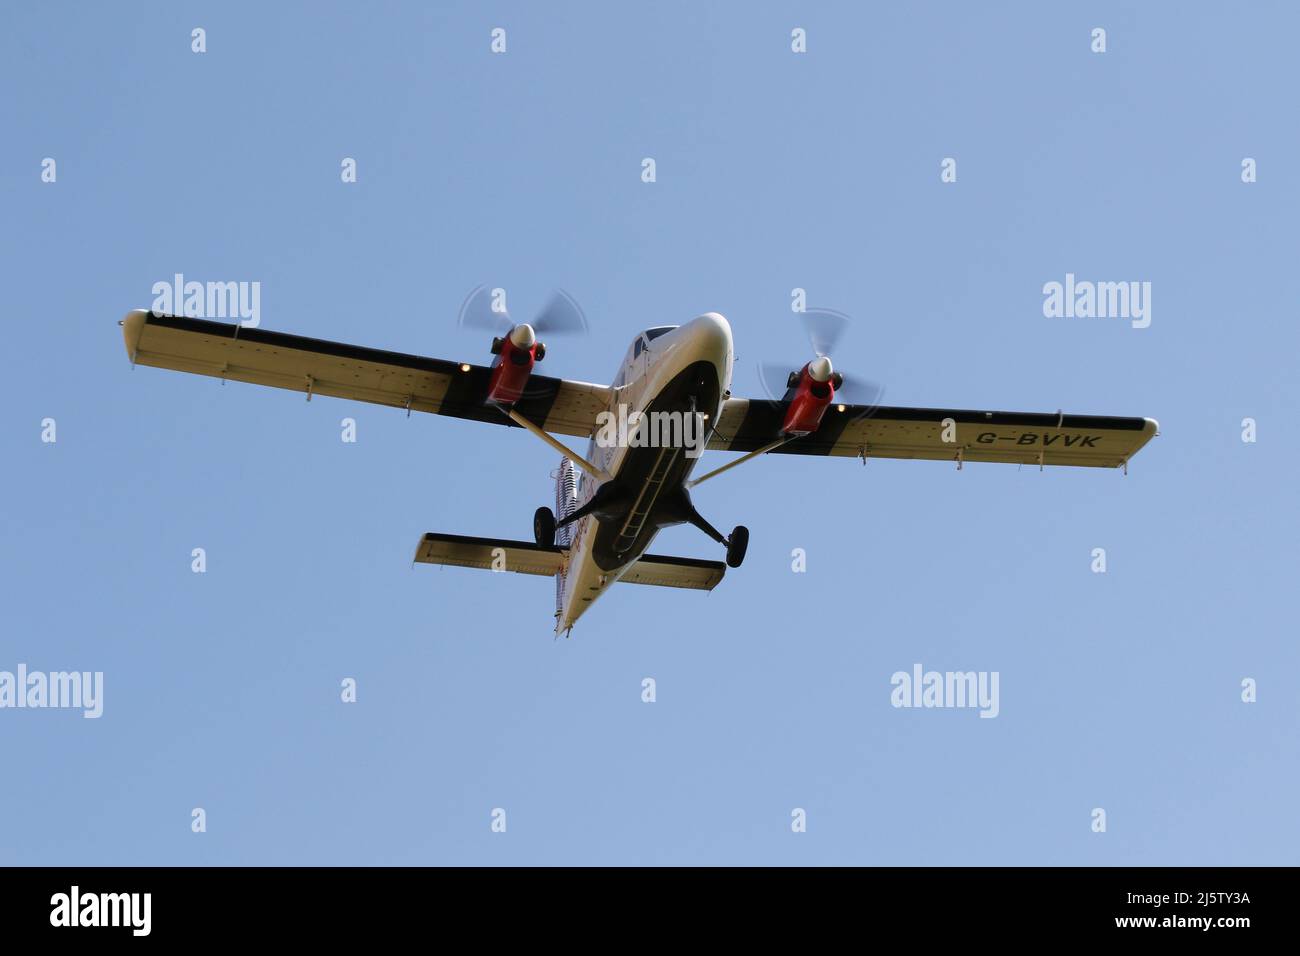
top-left (414, 533), bottom-right (563, 576)
top-left (413, 533), bottom-right (724, 590)
top-left (619, 554), bottom-right (725, 590)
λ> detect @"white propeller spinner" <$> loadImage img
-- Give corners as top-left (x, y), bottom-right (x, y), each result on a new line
top-left (509, 323), bottom-right (537, 349)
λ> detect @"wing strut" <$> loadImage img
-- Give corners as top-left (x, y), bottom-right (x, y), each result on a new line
top-left (685, 436), bottom-right (792, 489)
top-left (505, 407), bottom-right (612, 482)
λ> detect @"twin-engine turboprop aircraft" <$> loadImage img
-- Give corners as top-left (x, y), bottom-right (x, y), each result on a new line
top-left (119, 305), bottom-right (1157, 634)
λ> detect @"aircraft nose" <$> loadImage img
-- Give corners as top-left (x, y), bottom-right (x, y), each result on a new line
top-left (686, 312), bottom-right (732, 354)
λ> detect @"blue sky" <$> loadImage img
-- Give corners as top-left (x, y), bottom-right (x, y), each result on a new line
top-left (2, 1), bottom-right (1297, 865)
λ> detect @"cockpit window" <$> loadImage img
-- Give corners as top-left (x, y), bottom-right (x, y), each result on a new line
top-left (633, 338), bottom-right (645, 358)
top-left (644, 326), bottom-right (676, 341)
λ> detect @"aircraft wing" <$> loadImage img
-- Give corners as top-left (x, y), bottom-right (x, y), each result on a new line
top-left (707, 399), bottom-right (1157, 469)
top-left (120, 310), bottom-right (611, 437)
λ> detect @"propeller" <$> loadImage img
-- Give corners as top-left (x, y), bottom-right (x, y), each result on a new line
top-left (757, 307), bottom-right (887, 415)
top-left (457, 285), bottom-right (589, 338)
top-left (800, 307), bottom-right (851, 358)
top-left (456, 285), bottom-right (590, 403)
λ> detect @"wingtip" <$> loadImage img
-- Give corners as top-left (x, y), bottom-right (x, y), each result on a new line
top-left (121, 309), bottom-right (149, 363)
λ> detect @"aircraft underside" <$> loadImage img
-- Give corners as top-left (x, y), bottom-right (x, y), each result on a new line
top-left (119, 305), bottom-right (1157, 638)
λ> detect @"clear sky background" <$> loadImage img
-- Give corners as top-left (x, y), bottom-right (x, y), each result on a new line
top-left (2, 2), bottom-right (1297, 865)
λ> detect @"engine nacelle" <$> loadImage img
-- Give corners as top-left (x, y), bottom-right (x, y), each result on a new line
top-left (486, 324), bottom-right (545, 406)
top-left (781, 361), bottom-right (840, 436)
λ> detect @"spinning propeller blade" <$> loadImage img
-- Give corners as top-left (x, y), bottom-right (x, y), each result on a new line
top-left (757, 307), bottom-right (887, 419)
top-left (458, 285), bottom-right (589, 337)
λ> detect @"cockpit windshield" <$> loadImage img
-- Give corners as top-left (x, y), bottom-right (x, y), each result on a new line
top-left (630, 326), bottom-right (678, 362)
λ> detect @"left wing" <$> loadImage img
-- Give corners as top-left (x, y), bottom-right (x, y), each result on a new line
top-left (121, 310), bottom-right (611, 437)
top-left (707, 399), bottom-right (1157, 469)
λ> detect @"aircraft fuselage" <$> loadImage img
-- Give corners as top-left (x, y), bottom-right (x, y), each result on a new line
top-left (557, 313), bottom-right (734, 632)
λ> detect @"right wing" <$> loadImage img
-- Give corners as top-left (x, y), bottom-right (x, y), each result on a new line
top-left (121, 310), bottom-right (611, 437)
top-left (707, 398), bottom-right (1157, 469)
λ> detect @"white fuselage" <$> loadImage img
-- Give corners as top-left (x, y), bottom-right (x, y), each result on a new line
top-left (556, 313), bottom-right (733, 632)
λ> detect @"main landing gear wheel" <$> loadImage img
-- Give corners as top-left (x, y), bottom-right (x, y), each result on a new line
top-left (726, 525), bottom-right (749, 568)
top-left (534, 507), bottom-right (556, 546)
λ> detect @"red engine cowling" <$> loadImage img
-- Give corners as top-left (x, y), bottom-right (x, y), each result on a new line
top-left (781, 358), bottom-right (842, 436)
top-left (486, 324), bottom-right (545, 406)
